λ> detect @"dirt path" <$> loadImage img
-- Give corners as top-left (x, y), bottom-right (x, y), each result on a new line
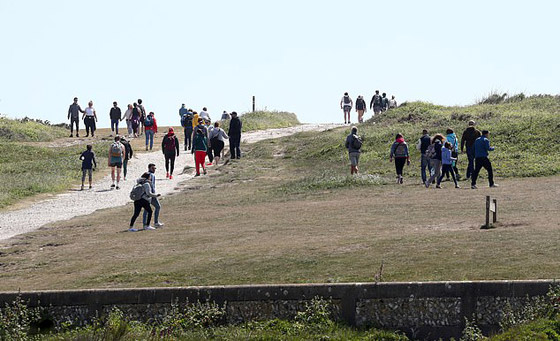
top-left (0, 124), bottom-right (339, 241)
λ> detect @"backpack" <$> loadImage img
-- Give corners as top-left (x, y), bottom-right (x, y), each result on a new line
top-left (129, 182), bottom-right (146, 201)
top-left (425, 143), bottom-right (436, 159)
top-left (181, 113), bottom-right (193, 127)
top-left (110, 142), bottom-right (123, 158)
top-left (394, 143), bottom-right (406, 156)
top-left (144, 116), bottom-right (154, 127)
top-left (343, 96), bottom-right (351, 105)
top-left (164, 136), bottom-right (176, 152)
top-left (352, 134), bottom-right (362, 149)
top-left (373, 95), bottom-right (382, 106)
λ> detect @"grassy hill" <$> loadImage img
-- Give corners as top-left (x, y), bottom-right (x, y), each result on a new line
top-left (239, 110), bottom-right (300, 131)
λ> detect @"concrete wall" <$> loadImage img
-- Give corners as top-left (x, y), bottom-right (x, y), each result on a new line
top-left (0, 280), bottom-right (555, 340)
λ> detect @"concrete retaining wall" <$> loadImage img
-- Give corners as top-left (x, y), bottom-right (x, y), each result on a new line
top-left (0, 280), bottom-right (555, 340)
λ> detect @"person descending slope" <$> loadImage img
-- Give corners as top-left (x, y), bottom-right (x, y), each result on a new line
top-left (108, 135), bottom-right (125, 189)
top-left (79, 144), bottom-right (97, 190)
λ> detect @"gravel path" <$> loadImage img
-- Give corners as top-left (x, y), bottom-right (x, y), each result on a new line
top-left (0, 124), bottom-right (340, 241)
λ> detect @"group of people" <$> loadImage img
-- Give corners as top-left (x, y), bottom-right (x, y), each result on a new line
top-left (346, 120), bottom-right (497, 189)
top-left (340, 90), bottom-right (397, 124)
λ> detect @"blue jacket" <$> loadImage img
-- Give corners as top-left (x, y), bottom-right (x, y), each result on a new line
top-left (474, 136), bottom-right (494, 158)
top-left (441, 147), bottom-right (456, 165)
top-left (446, 133), bottom-right (459, 153)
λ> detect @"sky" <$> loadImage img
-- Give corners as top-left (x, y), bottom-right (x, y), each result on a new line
top-left (1, 0), bottom-right (559, 127)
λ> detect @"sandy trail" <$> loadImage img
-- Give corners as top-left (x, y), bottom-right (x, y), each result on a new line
top-left (0, 124), bottom-right (339, 241)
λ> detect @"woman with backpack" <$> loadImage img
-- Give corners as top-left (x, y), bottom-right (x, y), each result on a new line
top-left (161, 127), bottom-right (180, 179)
top-left (389, 133), bottom-right (410, 184)
top-left (345, 126), bottom-right (362, 175)
top-left (209, 121), bottom-right (229, 165)
top-left (129, 172), bottom-right (160, 232)
top-left (425, 134), bottom-right (444, 188)
top-left (445, 128), bottom-right (461, 181)
top-left (192, 128), bottom-right (208, 176)
top-left (144, 112), bottom-right (158, 151)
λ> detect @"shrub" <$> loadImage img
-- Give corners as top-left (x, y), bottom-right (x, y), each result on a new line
top-left (0, 296), bottom-right (41, 341)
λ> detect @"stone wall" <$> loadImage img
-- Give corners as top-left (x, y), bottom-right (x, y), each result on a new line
top-left (0, 280), bottom-right (555, 340)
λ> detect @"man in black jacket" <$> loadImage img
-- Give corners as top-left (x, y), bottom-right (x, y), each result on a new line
top-left (461, 120), bottom-right (481, 179)
top-left (228, 111), bottom-right (242, 159)
top-left (109, 101), bottom-right (122, 136)
top-left (68, 97), bottom-right (85, 137)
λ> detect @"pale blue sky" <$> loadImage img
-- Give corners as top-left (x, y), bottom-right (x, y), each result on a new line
top-left (1, 0), bottom-right (558, 127)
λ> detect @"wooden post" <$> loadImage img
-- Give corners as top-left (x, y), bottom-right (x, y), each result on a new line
top-left (252, 96), bottom-right (255, 112)
top-left (492, 198), bottom-right (497, 223)
top-left (485, 196), bottom-right (490, 228)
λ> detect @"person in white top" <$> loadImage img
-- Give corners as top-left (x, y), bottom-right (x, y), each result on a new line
top-left (340, 92), bottom-right (353, 124)
top-left (82, 101), bottom-right (98, 137)
top-left (388, 95), bottom-right (398, 109)
top-left (199, 107), bottom-right (211, 122)
top-left (122, 104), bottom-right (134, 137)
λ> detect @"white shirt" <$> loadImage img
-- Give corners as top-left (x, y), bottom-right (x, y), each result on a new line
top-left (199, 111), bottom-right (210, 120)
top-left (124, 108), bottom-right (133, 120)
top-left (85, 107), bottom-right (95, 117)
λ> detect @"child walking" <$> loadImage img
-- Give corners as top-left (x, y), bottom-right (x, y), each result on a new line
top-left (80, 144), bottom-right (97, 190)
top-left (438, 142), bottom-right (460, 188)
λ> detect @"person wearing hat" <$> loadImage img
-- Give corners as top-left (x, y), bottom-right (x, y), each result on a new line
top-left (461, 120), bottom-right (481, 179)
top-left (228, 111), bottom-right (242, 159)
top-left (161, 127), bottom-right (180, 179)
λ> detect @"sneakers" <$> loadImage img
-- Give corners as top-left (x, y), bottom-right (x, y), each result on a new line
top-left (425, 181), bottom-right (430, 188)
top-left (128, 228), bottom-right (139, 232)
top-left (203, 169), bottom-right (207, 175)
top-left (111, 184), bottom-right (116, 188)
top-left (490, 184), bottom-right (499, 188)
top-left (195, 173), bottom-right (200, 177)
top-left (435, 185), bottom-right (442, 189)
top-left (399, 176), bottom-right (403, 184)
top-left (184, 145), bottom-right (187, 151)
top-left (69, 134), bottom-right (73, 138)
top-left (154, 222), bottom-right (164, 227)
top-left (471, 185), bottom-right (477, 189)
top-left (80, 185), bottom-right (84, 191)
top-left (144, 226), bottom-right (156, 230)
top-left (116, 186), bottom-right (120, 190)
top-left (89, 185), bottom-right (92, 189)
top-left (455, 185), bottom-right (461, 189)
top-left (169, 175), bottom-right (173, 180)
top-left (166, 173), bottom-right (169, 179)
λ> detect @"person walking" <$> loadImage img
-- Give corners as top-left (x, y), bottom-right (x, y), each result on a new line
top-left (390, 133), bottom-right (410, 184)
top-left (129, 172), bottom-right (160, 232)
top-left (181, 108), bottom-right (194, 151)
top-left (199, 107), bottom-right (211, 122)
top-left (131, 103), bottom-right (141, 137)
top-left (221, 110), bottom-right (230, 121)
top-left (228, 111), bottom-right (242, 159)
top-left (143, 163), bottom-right (164, 228)
top-left (388, 95), bottom-right (398, 109)
top-left (138, 99), bottom-right (146, 136)
top-left (461, 120), bottom-right (481, 180)
top-left (355, 95), bottom-right (367, 123)
top-left (340, 92), bottom-right (353, 124)
top-left (144, 112), bottom-right (158, 151)
top-left (425, 134), bottom-right (444, 188)
top-left (108, 136), bottom-right (125, 189)
top-left (120, 137), bottom-right (133, 181)
top-left (445, 128), bottom-right (461, 181)
top-left (438, 142), bottom-right (460, 188)
top-left (381, 93), bottom-right (389, 112)
top-left (161, 127), bottom-right (180, 179)
top-left (471, 130), bottom-right (497, 189)
top-left (179, 103), bottom-right (188, 119)
top-left (369, 90), bottom-right (383, 117)
top-left (192, 128), bottom-right (208, 176)
top-left (79, 144), bottom-right (97, 190)
top-left (206, 121), bottom-right (214, 165)
top-left (416, 129), bottom-right (433, 185)
top-left (209, 121), bottom-right (229, 165)
top-left (123, 104), bottom-right (134, 137)
top-left (67, 97), bottom-right (84, 137)
top-left (109, 101), bottom-right (122, 136)
top-left (82, 101), bottom-right (98, 137)
top-left (345, 126), bottom-right (362, 175)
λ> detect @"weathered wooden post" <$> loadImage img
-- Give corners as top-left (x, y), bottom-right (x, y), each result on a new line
top-left (485, 196), bottom-right (491, 228)
top-left (492, 198), bottom-right (497, 223)
top-left (483, 196), bottom-right (497, 228)
top-left (252, 96), bottom-right (255, 112)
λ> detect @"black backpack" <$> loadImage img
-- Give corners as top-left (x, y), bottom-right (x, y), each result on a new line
top-left (352, 135), bottom-right (363, 149)
top-left (181, 113), bottom-right (193, 127)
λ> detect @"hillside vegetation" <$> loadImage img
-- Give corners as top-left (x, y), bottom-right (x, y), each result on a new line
top-left (239, 110), bottom-right (300, 131)
top-left (0, 116), bottom-right (67, 142)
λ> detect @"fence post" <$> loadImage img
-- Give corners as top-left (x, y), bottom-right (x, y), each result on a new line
top-left (492, 198), bottom-right (497, 223)
top-left (252, 96), bottom-right (255, 112)
top-left (485, 196), bottom-right (490, 228)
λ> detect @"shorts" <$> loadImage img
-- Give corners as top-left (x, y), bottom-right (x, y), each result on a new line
top-left (373, 106), bottom-right (382, 114)
top-left (349, 152), bottom-right (360, 166)
top-left (343, 105), bottom-right (352, 113)
top-left (110, 162), bottom-right (123, 168)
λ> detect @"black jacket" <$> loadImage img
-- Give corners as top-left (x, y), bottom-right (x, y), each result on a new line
top-left (228, 117), bottom-right (242, 138)
top-left (110, 107), bottom-right (122, 120)
top-left (461, 127), bottom-right (481, 151)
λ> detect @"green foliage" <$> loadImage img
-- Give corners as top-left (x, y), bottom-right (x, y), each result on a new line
top-left (0, 296), bottom-right (41, 341)
top-left (0, 116), bottom-right (67, 142)
top-left (490, 317), bottom-right (560, 340)
top-left (294, 296), bottom-right (335, 331)
top-left (500, 284), bottom-right (560, 332)
top-left (239, 110), bottom-right (300, 132)
top-left (460, 318), bottom-right (485, 341)
top-left (155, 299), bottom-right (226, 337)
top-left (278, 173), bottom-right (387, 194)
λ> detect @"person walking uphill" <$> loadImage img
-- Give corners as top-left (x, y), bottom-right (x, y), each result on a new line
top-left (471, 130), bottom-right (498, 189)
top-left (390, 133), bottom-right (410, 184)
top-left (445, 128), bottom-right (461, 181)
top-left (425, 134), bottom-right (444, 188)
top-left (68, 97), bottom-right (84, 137)
top-left (345, 126), bottom-right (362, 175)
top-left (109, 101), bottom-right (122, 136)
top-left (82, 101), bottom-right (98, 137)
top-left (108, 136), bottom-right (125, 189)
top-left (416, 129), bottom-right (432, 184)
top-left (192, 128), bottom-right (208, 176)
top-left (355, 95), bottom-right (367, 123)
top-left (181, 108), bottom-right (194, 151)
top-left (79, 144), bottom-right (97, 190)
top-left (161, 127), bottom-right (180, 179)
top-left (340, 92), bottom-right (353, 124)
top-left (143, 163), bottom-right (164, 228)
top-left (209, 121), bottom-right (229, 165)
top-left (129, 172), bottom-right (161, 232)
top-left (439, 142), bottom-right (460, 188)
top-left (370, 90), bottom-right (383, 116)
top-left (461, 120), bottom-right (481, 180)
top-left (228, 111), bottom-right (242, 159)
top-left (144, 112), bottom-right (158, 151)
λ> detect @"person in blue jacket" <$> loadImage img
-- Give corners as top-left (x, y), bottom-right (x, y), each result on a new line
top-left (471, 130), bottom-right (497, 189)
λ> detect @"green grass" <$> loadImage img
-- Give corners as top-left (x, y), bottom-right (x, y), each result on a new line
top-left (238, 110), bottom-right (300, 132)
top-left (489, 317), bottom-right (560, 340)
top-left (0, 116), bottom-right (67, 142)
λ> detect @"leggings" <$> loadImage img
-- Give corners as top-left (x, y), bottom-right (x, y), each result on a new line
top-left (195, 151), bottom-right (206, 174)
top-left (212, 140), bottom-right (225, 157)
top-left (394, 157), bottom-right (406, 176)
top-left (81, 169), bottom-right (92, 182)
top-left (438, 164), bottom-right (457, 186)
top-left (164, 152), bottom-right (176, 175)
top-left (123, 159), bottom-right (129, 179)
top-left (84, 117), bottom-right (96, 136)
top-left (130, 199), bottom-right (152, 227)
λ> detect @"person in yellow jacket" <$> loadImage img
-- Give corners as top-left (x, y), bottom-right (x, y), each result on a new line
top-left (192, 111), bottom-right (199, 129)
